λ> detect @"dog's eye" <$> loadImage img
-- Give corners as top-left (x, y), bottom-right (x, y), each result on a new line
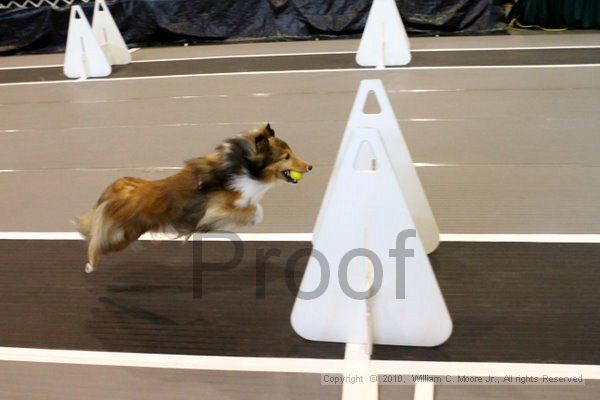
top-left (285, 154), bottom-right (291, 160)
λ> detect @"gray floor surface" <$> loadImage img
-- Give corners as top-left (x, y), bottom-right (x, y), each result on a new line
top-left (0, 34), bottom-right (599, 399)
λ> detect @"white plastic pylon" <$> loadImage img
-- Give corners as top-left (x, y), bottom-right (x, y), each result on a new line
top-left (92, 0), bottom-right (131, 65)
top-left (290, 126), bottom-right (452, 346)
top-left (356, 0), bottom-right (411, 67)
top-left (63, 5), bottom-right (111, 79)
top-left (317, 79), bottom-right (440, 254)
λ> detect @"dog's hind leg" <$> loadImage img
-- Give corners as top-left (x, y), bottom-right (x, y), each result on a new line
top-left (85, 224), bottom-right (142, 273)
top-left (84, 201), bottom-right (111, 273)
top-left (85, 239), bottom-right (102, 273)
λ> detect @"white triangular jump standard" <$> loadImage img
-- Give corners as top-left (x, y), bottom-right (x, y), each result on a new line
top-left (291, 79), bottom-right (451, 347)
top-left (291, 127), bottom-right (452, 346)
top-left (92, 0), bottom-right (131, 65)
top-left (356, 0), bottom-right (411, 67)
top-left (318, 79), bottom-right (440, 254)
top-left (63, 5), bottom-right (111, 79)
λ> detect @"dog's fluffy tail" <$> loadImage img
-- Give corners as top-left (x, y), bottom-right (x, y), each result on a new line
top-left (74, 209), bottom-right (95, 241)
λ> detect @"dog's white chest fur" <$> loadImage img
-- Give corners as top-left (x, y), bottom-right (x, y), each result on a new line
top-left (230, 175), bottom-right (273, 208)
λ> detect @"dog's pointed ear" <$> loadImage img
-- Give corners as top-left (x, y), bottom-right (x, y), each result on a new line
top-left (265, 123), bottom-right (275, 137)
top-left (255, 132), bottom-right (270, 154)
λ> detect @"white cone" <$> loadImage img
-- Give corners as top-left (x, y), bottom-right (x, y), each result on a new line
top-left (92, 0), bottom-right (131, 65)
top-left (291, 126), bottom-right (452, 346)
top-left (64, 6), bottom-right (111, 79)
top-left (356, 0), bottom-right (411, 67)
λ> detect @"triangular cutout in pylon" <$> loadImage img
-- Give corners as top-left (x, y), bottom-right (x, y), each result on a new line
top-left (290, 128), bottom-right (452, 346)
top-left (64, 5), bottom-right (111, 79)
top-left (92, 0), bottom-right (131, 65)
top-left (353, 141), bottom-right (377, 171)
top-left (315, 79), bottom-right (440, 254)
top-left (356, 0), bottom-right (411, 67)
top-left (362, 90), bottom-right (382, 114)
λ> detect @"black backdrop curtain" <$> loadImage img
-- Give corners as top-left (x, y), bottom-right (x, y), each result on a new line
top-left (0, 0), bottom-right (505, 55)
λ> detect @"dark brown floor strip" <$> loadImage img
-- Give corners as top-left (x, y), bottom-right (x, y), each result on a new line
top-left (1, 48), bottom-right (599, 84)
top-left (0, 240), bottom-right (598, 364)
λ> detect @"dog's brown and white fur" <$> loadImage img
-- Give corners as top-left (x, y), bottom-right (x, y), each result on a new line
top-left (76, 124), bottom-right (311, 273)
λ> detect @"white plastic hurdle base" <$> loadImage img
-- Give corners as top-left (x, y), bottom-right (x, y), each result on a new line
top-left (413, 381), bottom-right (435, 400)
top-left (92, 0), bottom-right (131, 65)
top-left (356, 0), bottom-right (411, 67)
top-left (290, 126), bottom-right (452, 347)
top-left (342, 344), bottom-right (378, 400)
top-left (63, 5), bottom-right (111, 79)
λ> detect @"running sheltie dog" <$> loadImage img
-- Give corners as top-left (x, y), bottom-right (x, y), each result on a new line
top-left (76, 124), bottom-right (311, 273)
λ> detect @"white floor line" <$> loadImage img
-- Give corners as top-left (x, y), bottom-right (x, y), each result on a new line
top-left (413, 45), bottom-right (600, 52)
top-left (1, 44), bottom-right (597, 71)
top-left (1, 63), bottom-right (598, 87)
top-left (0, 51), bottom-right (355, 71)
top-left (0, 64), bottom-right (63, 71)
top-left (132, 50), bottom-right (355, 63)
top-left (1, 232), bottom-right (599, 243)
top-left (3, 162), bottom-right (598, 173)
top-left (0, 347), bottom-right (598, 378)
top-left (0, 232), bottom-right (312, 242)
top-left (0, 48), bottom-right (138, 71)
top-left (124, 45), bottom-right (600, 64)
top-left (441, 233), bottom-right (600, 243)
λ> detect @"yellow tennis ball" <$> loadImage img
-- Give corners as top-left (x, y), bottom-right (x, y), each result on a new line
top-left (289, 170), bottom-right (304, 181)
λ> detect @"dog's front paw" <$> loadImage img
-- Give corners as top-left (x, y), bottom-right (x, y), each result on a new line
top-left (252, 204), bottom-right (264, 225)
